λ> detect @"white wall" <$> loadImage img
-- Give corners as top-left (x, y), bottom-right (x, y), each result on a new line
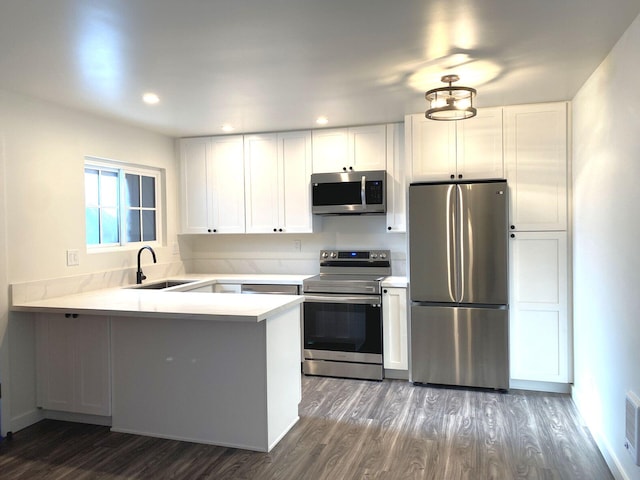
top-left (0, 89), bottom-right (178, 434)
top-left (572, 12), bottom-right (640, 480)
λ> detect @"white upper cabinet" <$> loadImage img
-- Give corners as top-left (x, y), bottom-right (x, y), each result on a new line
top-left (244, 134), bottom-right (280, 233)
top-left (180, 137), bottom-right (210, 234)
top-left (244, 131), bottom-right (313, 233)
top-left (209, 135), bottom-right (246, 233)
top-left (180, 136), bottom-right (245, 234)
top-left (386, 123), bottom-right (406, 232)
top-left (279, 131), bottom-right (314, 233)
top-left (407, 107), bottom-right (504, 182)
top-left (312, 125), bottom-right (387, 173)
top-left (456, 107), bottom-right (504, 180)
top-left (504, 102), bottom-right (568, 231)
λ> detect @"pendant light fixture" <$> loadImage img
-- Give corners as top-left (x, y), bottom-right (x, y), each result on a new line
top-left (425, 74), bottom-right (477, 121)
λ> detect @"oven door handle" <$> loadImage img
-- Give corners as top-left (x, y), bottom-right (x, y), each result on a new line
top-left (304, 294), bottom-right (381, 305)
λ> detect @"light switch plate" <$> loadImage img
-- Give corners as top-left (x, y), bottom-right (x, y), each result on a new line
top-left (66, 249), bottom-right (80, 266)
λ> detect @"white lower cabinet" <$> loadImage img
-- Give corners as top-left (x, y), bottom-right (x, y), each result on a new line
top-left (509, 231), bottom-right (569, 383)
top-left (36, 314), bottom-right (111, 416)
top-left (382, 287), bottom-right (408, 371)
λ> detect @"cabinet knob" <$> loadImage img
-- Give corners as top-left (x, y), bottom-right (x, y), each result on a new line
top-left (387, 226), bottom-right (392, 231)
top-left (342, 167), bottom-right (347, 171)
top-left (458, 174), bottom-right (463, 179)
top-left (278, 228), bottom-right (283, 232)
top-left (208, 228), bottom-right (217, 233)
top-left (450, 174), bottom-right (455, 179)
top-left (510, 233), bottom-right (515, 238)
top-left (273, 228), bottom-right (277, 232)
top-left (510, 225), bottom-right (515, 230)
top-left (383, 289), bottom-right (388, 294)
top-left (349, 166), bottom-right (353, 171)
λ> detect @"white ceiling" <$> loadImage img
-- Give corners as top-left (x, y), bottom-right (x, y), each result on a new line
top-left (1, 0), bottom-right (639, 138)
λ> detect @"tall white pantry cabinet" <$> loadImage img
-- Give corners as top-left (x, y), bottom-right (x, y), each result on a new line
top-left (505, 102), bottom-right (570, 386)
top-left (406, 102), bottom-right (571, 388)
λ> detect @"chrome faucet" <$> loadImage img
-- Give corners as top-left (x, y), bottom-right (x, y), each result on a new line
top-left (136, 246), bottom-right (157, 284)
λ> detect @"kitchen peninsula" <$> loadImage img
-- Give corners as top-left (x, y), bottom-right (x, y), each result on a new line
top-left (11, 280), bottom-right (305, 452)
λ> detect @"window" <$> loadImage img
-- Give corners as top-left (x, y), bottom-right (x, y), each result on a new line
top-left (85, 159), bottom-right (161, 248)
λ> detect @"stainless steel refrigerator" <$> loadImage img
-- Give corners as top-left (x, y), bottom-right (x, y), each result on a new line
top-left (409, 180), bottom-right (509, 390)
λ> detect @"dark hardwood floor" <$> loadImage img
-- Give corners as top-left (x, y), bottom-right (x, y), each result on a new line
top-left (0, 376), bottom-right (612, 479)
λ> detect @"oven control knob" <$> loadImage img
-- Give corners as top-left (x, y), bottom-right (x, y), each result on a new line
top-left (370, 253), bottom-right (378, 259)
top-left (379, 252), bottom-right (387, 259)
top-left (330, 251), bottom-right (337, 258)
top-left (321, 251), bottom-right (329, 258)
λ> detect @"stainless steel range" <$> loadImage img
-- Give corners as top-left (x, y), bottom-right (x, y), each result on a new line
top-left (302, 249), bottom-right (391, 381)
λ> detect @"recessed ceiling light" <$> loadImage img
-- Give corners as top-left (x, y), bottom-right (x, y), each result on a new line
top-left (142, 92), bottom-right (160, 105)
top-left (221, 124), bottom-right (235, 132)
top-left (316, 116), bottom-right (328, 125)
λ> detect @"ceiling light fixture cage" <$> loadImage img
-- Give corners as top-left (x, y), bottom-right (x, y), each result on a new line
top-left (425, 74), bottom-right (477, 121)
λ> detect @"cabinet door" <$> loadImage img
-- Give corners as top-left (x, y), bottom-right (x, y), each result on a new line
top-left (74, 316), bottom-right (111, 415)
top-left (383, 287), bottom-right (408, 371)
top-left (36, 314), bottom-right (75, 411)
top-left (505, 102), bottom-right (568, 231)
top-left (280, 131), bottom-right (313, 233)
top-left (386, 123), bottom-right (406, 232)
top-left (408, 113), bottom-right (456, 181)
top-left (180, 137), bottom-right (211, 233)
top-left (36, 314), bottom-right (111, 416)
top-left (210, 135), bottom-right (246, 233)
top-left (348, 124), bottom-right (387, 171)
top-left (311, 128), bottom-right (349, 173)
top-left (457, 106), bottom-right (504, 180)
top-left (244, 134), bottom-right (280, 233)
top-left (509, 231), bottom-right (569, 383)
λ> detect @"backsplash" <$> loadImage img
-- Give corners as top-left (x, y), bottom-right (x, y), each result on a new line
top-left (180, 215), bottom-right (408, 276)
top-left (10, 261), bottom-right (185, 304)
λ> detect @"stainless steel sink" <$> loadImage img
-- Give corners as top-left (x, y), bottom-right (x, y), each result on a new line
top-left (127, 280), bottom-right (197, 290)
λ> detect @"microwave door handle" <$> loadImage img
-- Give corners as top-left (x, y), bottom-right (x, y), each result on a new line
top-left (361, 175), bottom-right (366, 207)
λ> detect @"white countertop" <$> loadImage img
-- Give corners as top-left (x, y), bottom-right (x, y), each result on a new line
top-left (11, 277), bottom-right (304, 323)
top-left (381, 276), bottom-right (408, 288)
top-left (10, 273), bottom-right (408, 322)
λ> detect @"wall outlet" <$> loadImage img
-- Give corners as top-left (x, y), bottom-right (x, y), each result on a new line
top-left (66, 249), bottom-right (79, 266)
top-left (293, 240), bottom-right (301, 251)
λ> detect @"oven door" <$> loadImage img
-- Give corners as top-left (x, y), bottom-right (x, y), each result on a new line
top-left (303, 294), bottom-right (382, 364)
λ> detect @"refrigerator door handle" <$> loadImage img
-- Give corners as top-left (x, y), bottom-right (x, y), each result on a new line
top-left (446, 184), bottom-right (457, 302)
top-left (456, 184), bottom-right (464, 303)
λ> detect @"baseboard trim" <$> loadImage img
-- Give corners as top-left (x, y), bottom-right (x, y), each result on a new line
top-left (572, 385), bottom-right (629, 480)
top-left (10, 408), bottom-right (43, 433)
top-left (42, 410), bottom-right (112, 426)
top-left (384, 369), bottom-right (409, 380)
top-left (509, 379), bottom-right (571, 393)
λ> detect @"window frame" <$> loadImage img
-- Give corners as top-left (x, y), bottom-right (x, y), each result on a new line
top-left (84, 157), bottom-right (163, 252)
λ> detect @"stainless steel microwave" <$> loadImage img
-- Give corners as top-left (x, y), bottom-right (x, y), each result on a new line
top-left (311, 170), bottom-right (386, 215)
